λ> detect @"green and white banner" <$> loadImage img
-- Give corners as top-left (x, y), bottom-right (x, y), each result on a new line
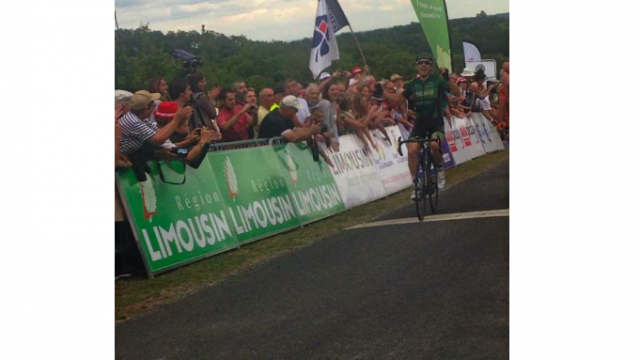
top-left (117, 159), bottom-right (239, 275)
top-left (410, 0), bottom-right (452, 70)
top-left (117, 142), bottom-right (346, 276)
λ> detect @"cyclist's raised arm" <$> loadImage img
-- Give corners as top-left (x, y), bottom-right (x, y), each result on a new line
top-left (443, 77), bottom-right (460, 97)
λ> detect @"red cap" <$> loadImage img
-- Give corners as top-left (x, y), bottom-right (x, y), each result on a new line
top-left (352, 66), bottom-right (362, 74)
top-left (154, 101), bottom-right (178, 119)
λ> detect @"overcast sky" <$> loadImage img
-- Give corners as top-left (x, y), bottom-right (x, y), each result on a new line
top-left (115, 0), bottom-right (509, 41)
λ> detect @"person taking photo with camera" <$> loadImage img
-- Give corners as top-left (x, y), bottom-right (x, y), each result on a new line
top-left (153, 101), bottom-right (217, 165)
top-left (216, 88), bottom-right (256, 142)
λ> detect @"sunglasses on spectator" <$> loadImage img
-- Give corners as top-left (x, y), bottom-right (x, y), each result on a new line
top-left (416, 61), bottom-right (432, 65)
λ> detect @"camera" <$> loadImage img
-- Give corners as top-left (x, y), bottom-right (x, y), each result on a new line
top-left (171, 147), bottom-right (189, 158)
top-left (171, 49), bottom-right (204, 76)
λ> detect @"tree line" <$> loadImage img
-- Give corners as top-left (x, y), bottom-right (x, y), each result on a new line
top-left (115, 12), bottom-right (509, 92)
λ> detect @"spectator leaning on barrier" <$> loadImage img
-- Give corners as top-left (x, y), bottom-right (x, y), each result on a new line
top-left (153, 101), bottom-right (216, 165)
top-left (187, 71), bottom-right (221, 131)
top-left (216, 89), bottom-right (255, 142)
top-left (383, 80), bottom-right (413, 131)
top-left (119, 90), bottom-right (188, 156)
top-left (254, 87), bottom-right (276, 139)
top-left (285, 78), bottom-right (309, 126)
top-left (115, 90), bottom-right (133, 170)
top-left (309, 107), bottom-right (334, 167)
top-left (469, 82), bottom-right (494, 122)
top-left (308, 83), bottom-right (339, 151)
top-left (322, 81), bottom-right (342, 150)
top-left (340, 92), bottom-right (377, 153)
top-left (259, 95), bottom-right (321, 142)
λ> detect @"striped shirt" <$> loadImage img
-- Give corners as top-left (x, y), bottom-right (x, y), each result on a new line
top-left (119, 111), bottom-right (157, 155)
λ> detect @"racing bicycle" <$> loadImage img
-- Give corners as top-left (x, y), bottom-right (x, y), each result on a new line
top-left (398, 136), bottom-right (440, 221)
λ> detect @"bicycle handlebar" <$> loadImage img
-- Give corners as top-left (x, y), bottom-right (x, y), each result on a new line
top-left (397, 136), bottom-right (441, 156)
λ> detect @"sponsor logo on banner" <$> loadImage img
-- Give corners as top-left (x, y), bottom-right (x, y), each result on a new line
top-left (223, 157), bottom-right (239, 200)
top-left (327, 134), bottom-right (387, 208)
top-left (371, 126), bottom-right (412, 193)
top-left (460, 125), bottom-right (472, 147)
top-left (446, 129), bottom-right (457, 152)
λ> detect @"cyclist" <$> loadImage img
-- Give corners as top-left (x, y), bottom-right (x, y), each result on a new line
top-left (383, 53), bottom-right (460, 200)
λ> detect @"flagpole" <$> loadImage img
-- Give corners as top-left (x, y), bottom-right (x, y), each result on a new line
top-left (443, 0), bottom-right (454, 72)
top-left (347, 25), bottom-right (367, 67)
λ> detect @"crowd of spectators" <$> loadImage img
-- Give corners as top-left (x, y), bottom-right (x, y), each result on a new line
top-left (114, 61), bottom-right (510, 173)
top-left (441, 63), bottom-right (510, 140)
top-left (115, 60), bottom-right (509, 274)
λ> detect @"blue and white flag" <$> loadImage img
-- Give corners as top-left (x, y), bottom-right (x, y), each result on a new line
top-left (309, 0), bottom-right (340, 79)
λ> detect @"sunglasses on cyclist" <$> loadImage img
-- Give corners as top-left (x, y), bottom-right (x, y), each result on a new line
top-left (416, 61), bottom-right (433, 65)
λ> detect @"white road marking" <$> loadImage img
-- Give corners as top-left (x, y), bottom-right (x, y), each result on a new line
top-left (346, 209), bottom-right (509, 230)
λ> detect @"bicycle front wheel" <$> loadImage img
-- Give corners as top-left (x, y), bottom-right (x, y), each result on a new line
top-left (427, 154), bottom-right (439, 214)
top-left (415, 160), bottom-right (428, 221)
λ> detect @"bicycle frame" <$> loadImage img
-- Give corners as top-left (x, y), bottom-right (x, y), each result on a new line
top-left (397, 136), bottom-right (442, 219)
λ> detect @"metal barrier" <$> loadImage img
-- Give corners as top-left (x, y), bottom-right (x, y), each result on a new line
top-left (208, 138), bottom-right (271, 152)
top-left (268, 137), bottom-right (288, 146)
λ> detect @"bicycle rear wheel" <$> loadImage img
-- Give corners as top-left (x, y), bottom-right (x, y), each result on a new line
top-left (427, 153), bottom-right (439, 213)
top-left (414, 159), bottom-right (428, 221)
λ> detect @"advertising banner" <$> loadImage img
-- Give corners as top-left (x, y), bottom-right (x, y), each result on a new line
top-left (370, 126), bottom-right (413, 195)
top-left (471, 113), bottom-right (497, 153)
top-left (439, 133), bottom-right (456, 170)
top-left (462, 116), bottom-right (486, 159)
top-left (207, 147), bottom-right (303, 245)
top-left (326, 134), bottom-right (387, 208)
top-left (410, 0), bottom-right (452, 70)
top-left (271, 143), bottom-right (346, 225)
top-left (481, 115), bottom-right (505, 151)
top-left (117, 160), bottom-right (240, 276)
top-left (473, 112), bottom-right (503, 151)
top-left (445, 117), bottom-right (470, 165)
top-left (462, 41), bottom-right (481, 62)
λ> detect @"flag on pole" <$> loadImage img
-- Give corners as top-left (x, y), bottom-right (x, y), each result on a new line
top-left (309, 0), bottom-right (340, 79)
top-left (462, 41), bottom-right (481, 62)
top-left (409, 0), bottom-right (452, 70)
top-left (326, 0), bottom-right (349, 33)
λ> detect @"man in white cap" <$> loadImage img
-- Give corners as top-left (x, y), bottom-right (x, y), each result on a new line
top-left (259, 95), bottom-right (321, 142)
top-left (119, 90), bottom-right (190, 156)
top-left (460, 67), bottom-right (475, 78)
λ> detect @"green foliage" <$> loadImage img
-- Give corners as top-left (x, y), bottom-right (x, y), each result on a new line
top-left (115, 13), bottom-right (509, 92)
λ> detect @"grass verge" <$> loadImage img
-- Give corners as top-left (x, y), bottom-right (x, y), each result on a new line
top-left (116, 150), bottom-right (509, 322)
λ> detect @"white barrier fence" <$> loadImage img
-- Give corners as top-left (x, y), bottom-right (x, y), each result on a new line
top-left (327, 116), bottom-right (505, 209)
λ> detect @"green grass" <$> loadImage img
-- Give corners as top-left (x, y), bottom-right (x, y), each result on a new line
top-left (116, 150), bottom-right (509, 321)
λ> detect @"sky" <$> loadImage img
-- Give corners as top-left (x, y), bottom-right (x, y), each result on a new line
top-left (115, 0), bottom-right (509, 41)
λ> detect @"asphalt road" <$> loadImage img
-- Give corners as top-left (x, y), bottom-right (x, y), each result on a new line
top-left (116, 159), bottom-right (509, 360)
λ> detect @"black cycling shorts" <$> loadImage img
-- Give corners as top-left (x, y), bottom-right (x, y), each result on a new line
top-left (409, 118), bottom-right (445, 140)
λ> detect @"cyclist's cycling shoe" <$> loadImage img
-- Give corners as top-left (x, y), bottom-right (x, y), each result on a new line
top-left (437, 167), bottom-right (446, 189)
top-left (410, 189), bottom-right (418, 201)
